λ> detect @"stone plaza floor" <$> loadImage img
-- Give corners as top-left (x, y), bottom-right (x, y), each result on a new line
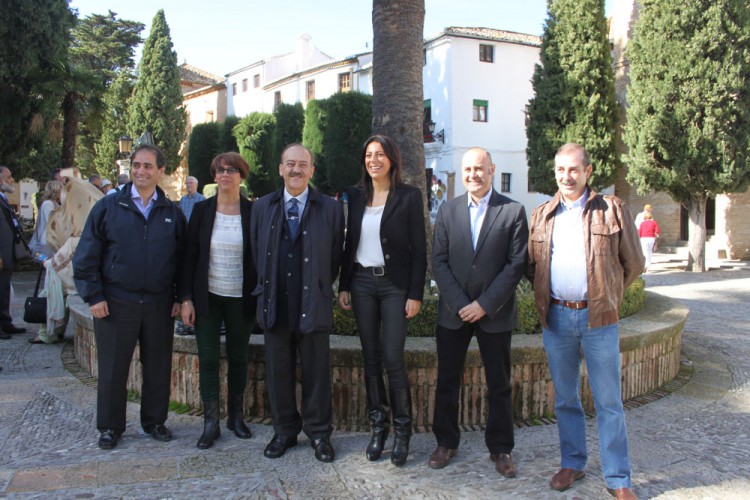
top-left (0, 253), bottom-right (749, 499)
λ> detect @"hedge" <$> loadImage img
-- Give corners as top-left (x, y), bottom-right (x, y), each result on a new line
top-left (332, 277), bottom-right (647, 337)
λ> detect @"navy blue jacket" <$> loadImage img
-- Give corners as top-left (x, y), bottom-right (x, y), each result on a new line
top-left (73, 183), bottom-right (186, 306)
top-left (250, 187), bottom-right (344, 334)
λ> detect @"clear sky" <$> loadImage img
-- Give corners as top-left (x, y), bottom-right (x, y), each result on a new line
top-left (69, 0), bottom-right (612, 77)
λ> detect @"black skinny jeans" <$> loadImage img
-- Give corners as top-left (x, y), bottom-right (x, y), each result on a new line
top-left (350, 268), bottom-right (409, 390)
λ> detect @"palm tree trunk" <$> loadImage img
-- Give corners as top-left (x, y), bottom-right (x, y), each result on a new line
top-left (372, 0), bottom-right (432, 274)
top-left (61, 91), bottom-right (79, 170)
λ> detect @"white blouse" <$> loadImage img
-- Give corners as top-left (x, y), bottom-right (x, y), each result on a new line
top-left (208, 213), bottom-right (243, 297)
top-left (355, 205), bottom-right (386, 267)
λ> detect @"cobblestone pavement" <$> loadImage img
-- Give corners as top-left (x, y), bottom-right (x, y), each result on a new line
top-left (1, 255), bottom-right (749, 499)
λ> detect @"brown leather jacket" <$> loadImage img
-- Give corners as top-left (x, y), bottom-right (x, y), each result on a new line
top-left (526, 189), bottom-right (644, 328)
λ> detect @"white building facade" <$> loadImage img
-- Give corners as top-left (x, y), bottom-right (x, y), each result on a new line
top-left (419, 27), bottom-right (549, 212)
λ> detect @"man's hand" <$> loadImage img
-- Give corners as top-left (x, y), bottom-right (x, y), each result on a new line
top-left (90, 300), bottom-right (109, 319)
top-left (171, 302), bottom-right (181, 318)
top-left (458, 301), bottom-right (486, 324)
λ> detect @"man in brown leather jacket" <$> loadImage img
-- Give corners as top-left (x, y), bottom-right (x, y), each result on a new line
top-left (526, 143), bottom-right (644, 500)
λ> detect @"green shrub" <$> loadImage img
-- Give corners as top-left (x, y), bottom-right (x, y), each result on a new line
top-left (332, 277), bottom-right (647, 337)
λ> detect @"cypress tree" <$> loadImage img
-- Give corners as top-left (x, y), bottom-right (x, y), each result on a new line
top-left (127, 9), bottom-right (186, 173)
top-left (303, 99), bottom-right (330, 193)
top-left (232, 112), bottom-right (277, 197)
top-left (94, 70), bottom-right (134, 177)
top-left (526, 0), bottom-right (619, 194)
top-left (324, 92), bottom-right (372, 195)
top-left (624, 0), bottom-right (750, 271)
top-left (187, 122), bottom-right (221, 189)
top-left (273, 102), bottom-right (305, 166)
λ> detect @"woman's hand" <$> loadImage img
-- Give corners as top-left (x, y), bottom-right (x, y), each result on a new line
top-left (181, 301), bottom-right (195, 326)
top-left (405, 299), bottom-right (422, 319)
top-left (337, 291), bottom-right (352, 310)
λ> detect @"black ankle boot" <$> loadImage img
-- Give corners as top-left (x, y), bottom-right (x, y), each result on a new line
top-left (390, 387), bottom-right (412, 467)
top-left (226, 393), bottom-right (252, 439)
top-left (365, 376), bottom-right (390, 460)
top-left (197, 400), bottom-right (220, 449)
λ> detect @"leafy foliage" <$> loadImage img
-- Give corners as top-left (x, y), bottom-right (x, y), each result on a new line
top-left (302, 99), bottom-right (331, 193)
top-left (93, 70), bottom-right (134, 178)
top-left (70, 10), bottom-right (144, 174)
top-left (323, 92), bottom-right (372, 194)
top-left (0, 0), bottom-right (73, 175)
top-left (332, 278), bottom-right (646, 337)
top-left (187, 122), bottom-right (221, 190)
top-left (127, 9), bottom-right (186, 173)
top-left (624, 0), bottom-right (750, 271)
top-left (232, 112), bottom-right (277, 197)
top-left (526, 0), bottom-right (619, 194)
top-left (624, 0), bottom-right (750, 203)
top-left (272, 103), bottom-right (305, 166)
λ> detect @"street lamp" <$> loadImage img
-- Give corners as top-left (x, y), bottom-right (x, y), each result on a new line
top-left (427, 120), bottom-right (445, 144)
top-left (116, 135), bottom-right (133, 175)
top-left (117, 135), bottom-right (133, 158)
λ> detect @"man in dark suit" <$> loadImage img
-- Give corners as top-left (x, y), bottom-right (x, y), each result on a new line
top-left (0, 166), bottom-right (27, 339)
top-left (428, 147), bottom-right (528, 476)
top-left (250, 143), bottom-right (344, 463)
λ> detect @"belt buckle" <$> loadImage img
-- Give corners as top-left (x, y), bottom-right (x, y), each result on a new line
top-left (372, 266), bottom-right (385, 277)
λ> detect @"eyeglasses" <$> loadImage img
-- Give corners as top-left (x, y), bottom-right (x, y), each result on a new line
top-left (215, 167), bottom-right (240, 175)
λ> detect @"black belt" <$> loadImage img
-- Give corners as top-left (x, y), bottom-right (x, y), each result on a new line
top-left (354, 263), bottom-right (386, 276)
top-left (550, 298), bottom-right (588, 310)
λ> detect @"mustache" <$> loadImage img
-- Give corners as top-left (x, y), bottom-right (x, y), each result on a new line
top-left (288, 171), bottom-right (304, 178)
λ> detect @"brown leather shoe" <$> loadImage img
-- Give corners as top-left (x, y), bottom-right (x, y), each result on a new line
top-left (550, 468), bottom-right (585, 491)
top-left (607, 487), bottom-right (637, 499)
top-left (489, 453), bottom-right (516, 478)
top-left (427, 446), bottom-right (458, 469)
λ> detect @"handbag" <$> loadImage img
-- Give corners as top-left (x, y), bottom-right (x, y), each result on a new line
top-left (23, 265), bottom-right (47, 324)
top-left (14, 239), bottom-right (31, 260)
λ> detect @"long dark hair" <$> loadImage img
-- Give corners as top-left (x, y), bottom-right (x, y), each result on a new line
top-left (358, 134), bottom-right (403, 205)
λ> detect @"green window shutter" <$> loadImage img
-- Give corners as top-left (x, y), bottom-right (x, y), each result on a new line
top-left (473, 99), bottom-right (488, 107)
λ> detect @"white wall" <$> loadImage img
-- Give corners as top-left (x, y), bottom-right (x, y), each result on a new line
top-left (426, 36), bottom-right (549, 217)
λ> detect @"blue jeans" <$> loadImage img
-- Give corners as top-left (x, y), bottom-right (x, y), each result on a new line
top-left (543, 303), bottom-right (632, 489)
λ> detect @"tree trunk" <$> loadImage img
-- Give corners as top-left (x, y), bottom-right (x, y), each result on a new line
top-left (372, 0), bottom-right (432, 273)
top-left (685, 194), bottom-right (707, 272)
top-left (61, 91), bottom-right (79, 170)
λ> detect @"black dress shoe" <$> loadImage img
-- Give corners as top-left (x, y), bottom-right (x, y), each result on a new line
top-left (312, 438), bottom-right (335, 463)
top-left (144, 424), bottom-right (172, 442)
top-left (264, 434), bottom-right (297, 459)
top-left (1, 324), bottom-right (26, 334)
top-left (98, 429), bottom-right (121, 450)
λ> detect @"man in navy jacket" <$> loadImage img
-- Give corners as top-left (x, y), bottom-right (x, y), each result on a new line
top-left (250, 143), bottom-right (344, 463)
top-left (74, 145), bottom-right (186, 450)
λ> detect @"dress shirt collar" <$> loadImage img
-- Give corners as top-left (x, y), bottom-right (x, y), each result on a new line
top-left (284, 188), bottom-right (309, 206)
top-left (558, 187), bottom-right (589, 212)
top-left (467, 189), bottom-right (492, 208)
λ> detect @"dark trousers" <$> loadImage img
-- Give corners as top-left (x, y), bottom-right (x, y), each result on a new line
top-left (194, 293), bottom-right (253, 401)
top-left (433, 323), bottom-right (514, 454)
top-left (264, 327), bottom-right (332, 440)
top-left (0, 268), bottom-right (13, 326)
top-left (350, 269), bottom-right (409, 389)
top-left (94, 296), bottom-right (174, 433)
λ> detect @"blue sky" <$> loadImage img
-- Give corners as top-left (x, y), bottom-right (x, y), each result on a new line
top-left (69, 0), bottom-right (612, 77)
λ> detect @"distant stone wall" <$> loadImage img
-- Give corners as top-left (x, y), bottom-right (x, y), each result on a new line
top-left (70, 292), bottom-right (686, 431)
